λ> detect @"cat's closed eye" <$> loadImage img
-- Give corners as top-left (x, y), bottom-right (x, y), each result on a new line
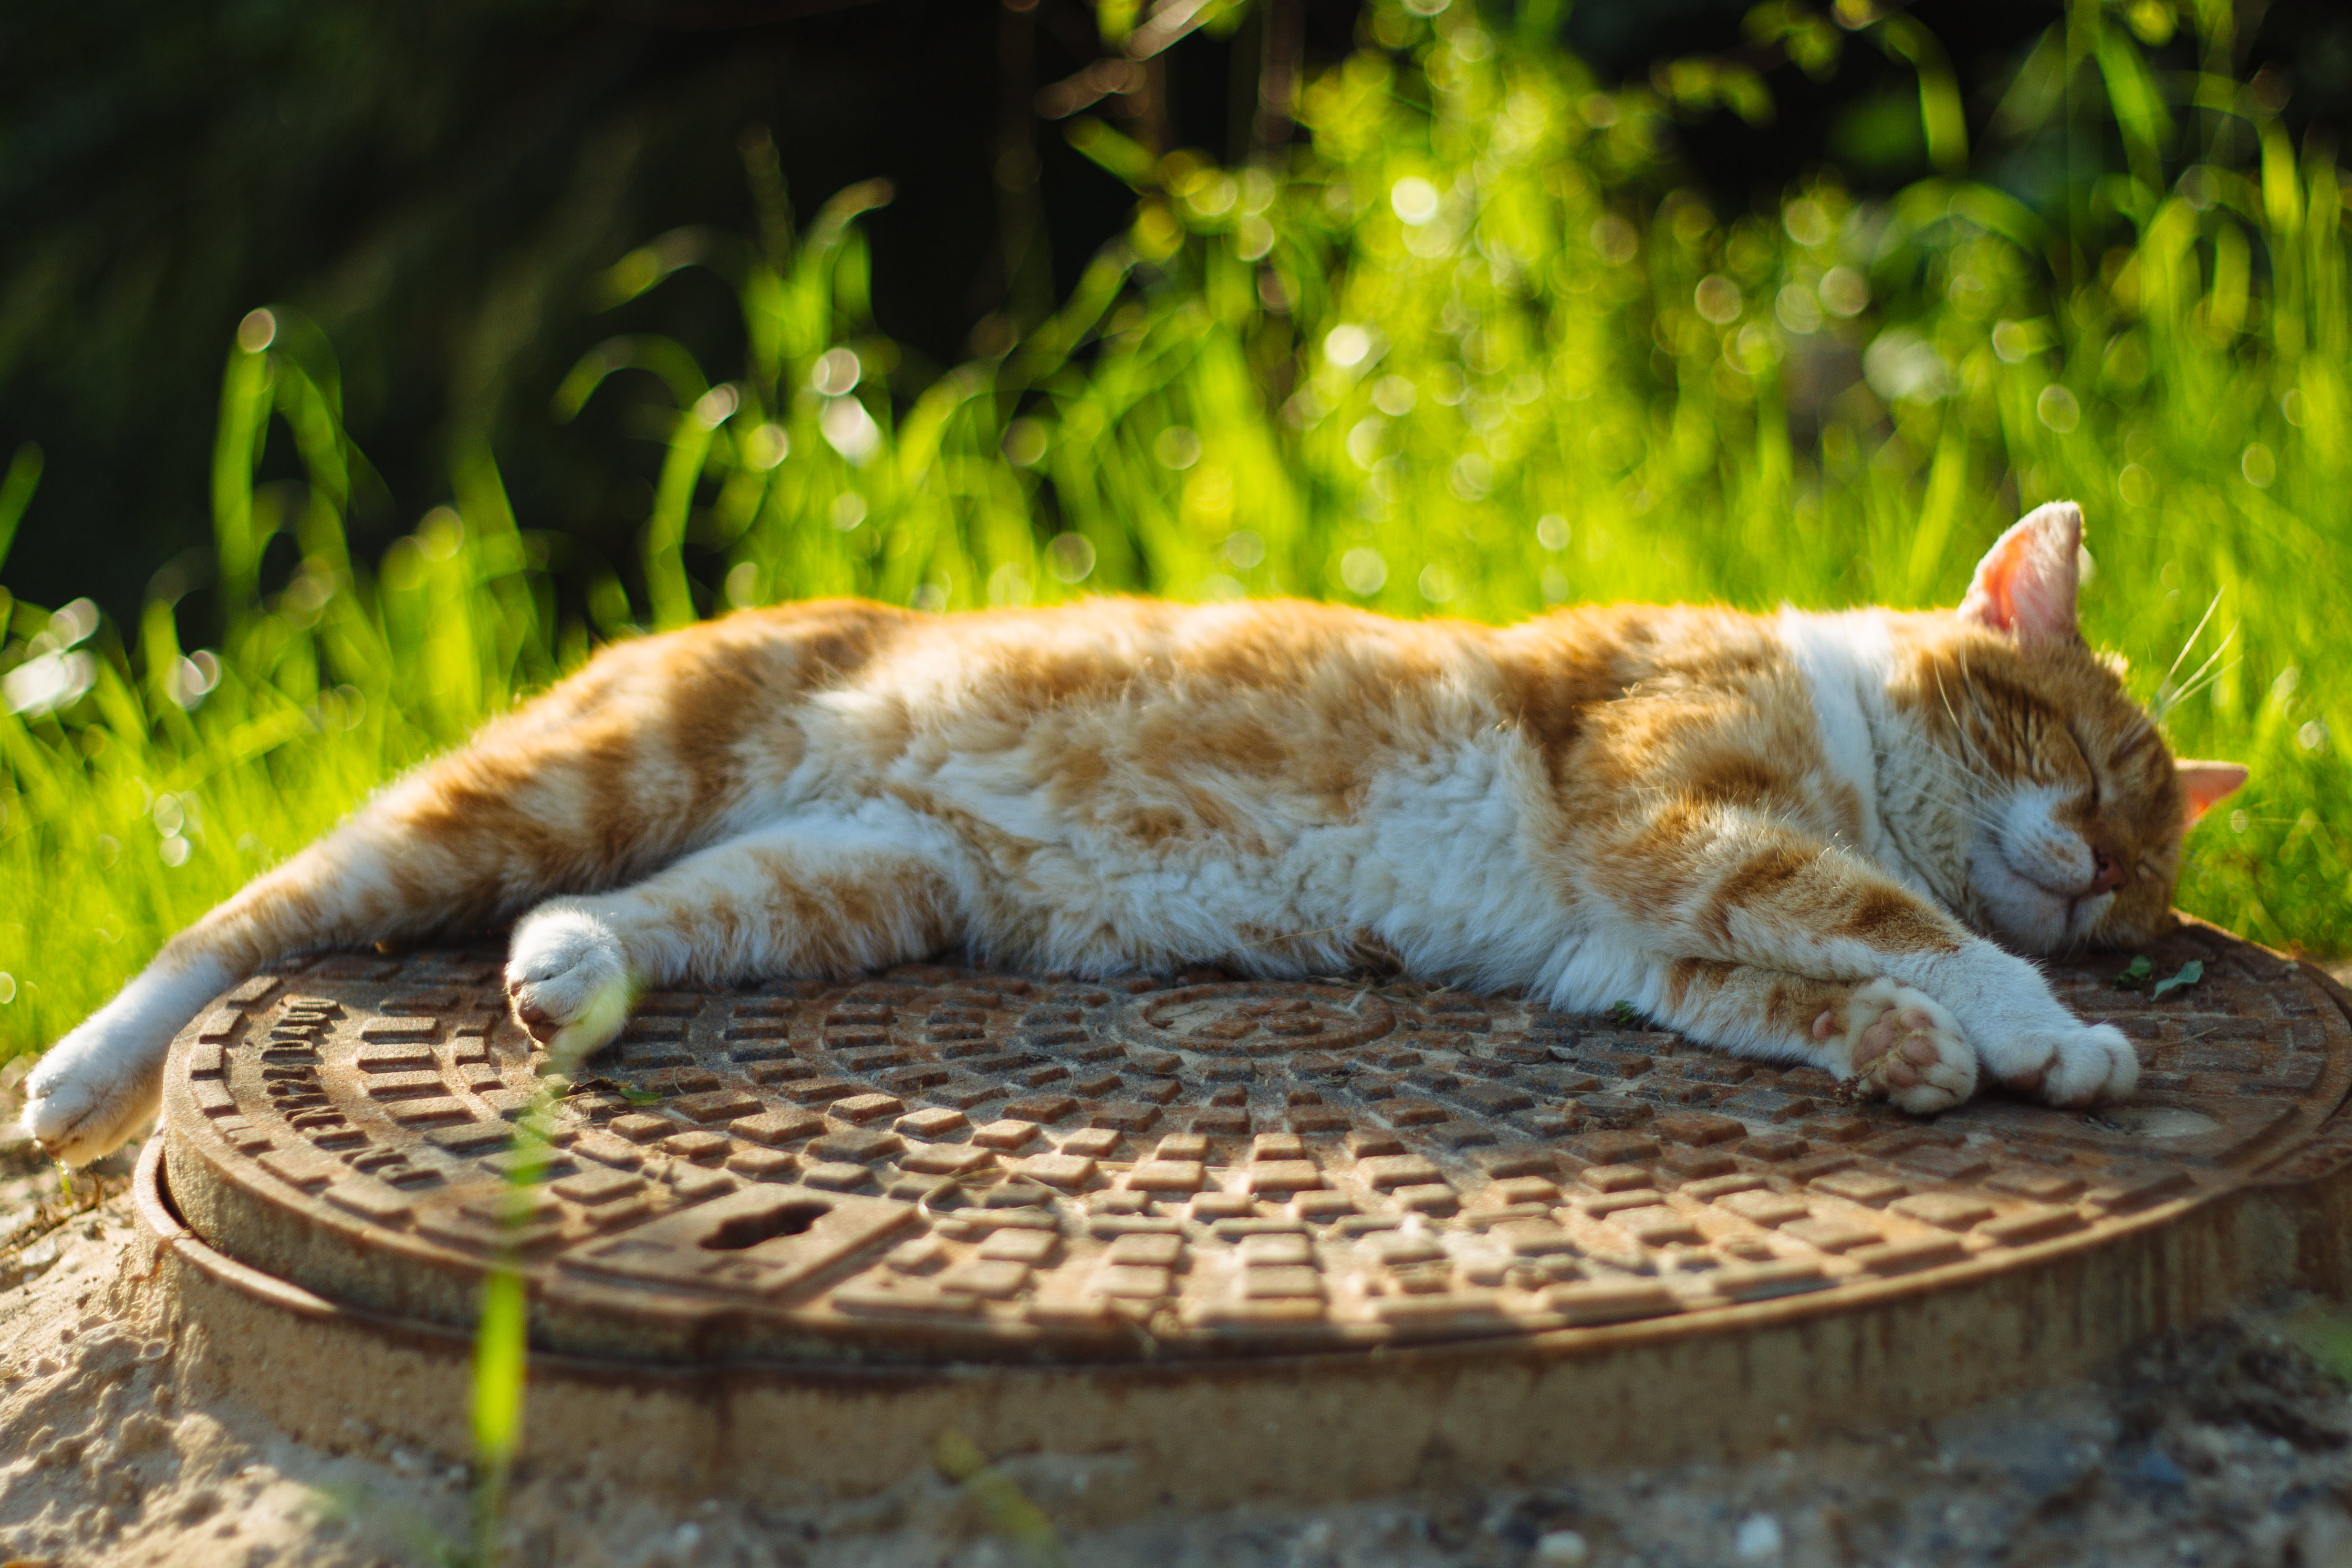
top-left (2062, 724), bottom-right (2102, 807)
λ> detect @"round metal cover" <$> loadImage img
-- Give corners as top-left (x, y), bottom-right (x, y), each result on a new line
top-left (158, 918), bottom-right (2352, 1365)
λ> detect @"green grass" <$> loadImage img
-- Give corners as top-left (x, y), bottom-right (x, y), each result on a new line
top-left (1, 0), bottom-right (2347, 1066)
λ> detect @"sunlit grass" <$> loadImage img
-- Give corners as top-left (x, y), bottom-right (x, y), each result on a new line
top-left (0, 0), bottom-right (2346, 1070)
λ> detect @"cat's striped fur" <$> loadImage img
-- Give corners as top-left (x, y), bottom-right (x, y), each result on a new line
top-left (22, 501), bottom-right (2248, 1163)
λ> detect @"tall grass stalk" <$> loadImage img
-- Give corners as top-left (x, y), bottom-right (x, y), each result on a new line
top-left (0, 0), bottom-right (2345, 1075)
top-left (467, 1267), bottom-right (529, 1564)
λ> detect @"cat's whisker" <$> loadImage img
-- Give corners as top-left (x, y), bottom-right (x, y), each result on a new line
top-left (1919, 756), bottom-right (2011, 832)
top-left (1906, 788), bottom-right (2005, 837)
top-left (1898, 767), bottom-right (1980, 809)
top-left (2158, 651), bottom-right (2240, 718)
top-left (2153, 624), bottom-right (2238, 720)
top-left (1921, 776), bottom-right (2005, 830)
top-left (1921, 769), bottom-right (2003, 815)
top-left (2153, 590), bottom-right (2225, 701)
top-left (1930, 663), bottom-right (2000, 786)
top-left (1904, 751), bottom-right (2007, 833)
top-left (1912, 744), bottom-right (1998, 795)
top-left (1930, 802), bottom-right (2006, 836)
top-left (1922, 802), bottom-right (2006, 841)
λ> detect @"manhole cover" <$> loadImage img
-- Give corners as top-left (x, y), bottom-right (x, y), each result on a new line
top-left (159, 919), bottom-right (2352, 1365)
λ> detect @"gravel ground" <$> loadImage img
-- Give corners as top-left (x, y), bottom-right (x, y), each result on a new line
top-left (0, 1132), bottom-right (2348, 1568)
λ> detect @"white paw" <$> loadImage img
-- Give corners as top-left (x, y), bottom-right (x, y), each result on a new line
top-left (21, 1023), bottom-right (165, 1167)
top-left (505, 904), bottom-right (635, 1066)
top-left (1818, 977), bottom-right (1977, 1115)
top-left (1987, 1022), bottom-right (2139, 1107)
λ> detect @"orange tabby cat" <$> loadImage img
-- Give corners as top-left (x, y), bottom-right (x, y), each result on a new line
top-left (21, 500), bottom-right (2246, 1163)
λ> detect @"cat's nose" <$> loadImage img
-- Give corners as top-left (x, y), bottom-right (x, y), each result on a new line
top-left (2086, 848), bottom-right (2125, 896)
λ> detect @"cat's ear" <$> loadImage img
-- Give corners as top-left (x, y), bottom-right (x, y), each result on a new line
top-left (2176, 760), bottom-right (2249, 826)
top-left (1959, 501), bottom-right (2082, 642)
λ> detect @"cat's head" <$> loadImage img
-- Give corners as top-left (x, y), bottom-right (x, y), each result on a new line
top-left (1894, 501), bottom-right (2246, 954)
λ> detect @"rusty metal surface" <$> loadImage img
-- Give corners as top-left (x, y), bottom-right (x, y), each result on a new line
top-left (156, 918), bottom-right (2352, 1365)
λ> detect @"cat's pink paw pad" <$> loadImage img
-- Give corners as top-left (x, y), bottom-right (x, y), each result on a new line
top-left (1833, 978), bottom-right (1975, 1115)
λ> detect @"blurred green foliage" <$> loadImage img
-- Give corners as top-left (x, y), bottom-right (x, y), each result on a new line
top-left (0, 0), bottom-right (2347, 1058)
top-left (0, 0), bottom-right (1032, 622)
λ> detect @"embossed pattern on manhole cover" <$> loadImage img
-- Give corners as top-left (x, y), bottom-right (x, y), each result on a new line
top-left (157, 919), bottom-right (2352, 1364)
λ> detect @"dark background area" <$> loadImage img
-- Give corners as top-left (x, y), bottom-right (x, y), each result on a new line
top-left (1, 0), bottom-right (2345, 633)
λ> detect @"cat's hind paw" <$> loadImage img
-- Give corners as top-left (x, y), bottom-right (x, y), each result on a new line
top-left (506, 904), bottom-right (635, 1068)
top-left (1817, 977), bottom-right (1976, 1115)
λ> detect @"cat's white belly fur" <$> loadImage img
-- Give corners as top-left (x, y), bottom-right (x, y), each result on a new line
top-left (801, 715), bottom-right (1593, 995)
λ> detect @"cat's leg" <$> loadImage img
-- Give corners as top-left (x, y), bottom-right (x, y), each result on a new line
top-left (504, 814), bottom-right (963, 1062)
top-left (1587, 812), bottom-right (2135, 1107)
top-left (23, 606), bottom-right (913, 1164)
top-left (1630, 958), bottom-right (1975, 1115)
top-left (18, 947), bottom-right (242, 1166)
top-left (26, 676), bottom-right (736, 1163)
top-left (22, 806), bottom-right (483, 1164)
top-left (26, 768), bottom-right (630, 1163)
top-left (22, 774), bottom-right (580, 1164)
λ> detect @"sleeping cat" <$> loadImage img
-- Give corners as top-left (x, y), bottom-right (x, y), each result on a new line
top-left (21, 500), bottom-right (2246, 1165)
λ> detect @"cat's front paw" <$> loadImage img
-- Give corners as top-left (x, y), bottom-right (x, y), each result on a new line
top-left (1985, 1022), bottom-right (2138, 1107)
top-left (20, 1024), bottom-right (164, 1166)
top-left (1818, 977), bottom-right (1976, 1115)
top-left (506, 904), bottom-right (635, 1067)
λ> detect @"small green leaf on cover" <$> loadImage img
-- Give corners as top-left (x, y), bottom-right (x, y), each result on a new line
top-left (1608, 1000), bottom-right (1640, 1025)
top-left (2113, 956), bottom-right (2155, 991)
top-left (2149, 959), bottom-right (2206, 1000)
top-left (617, 1086), bottom-right (664, 1106)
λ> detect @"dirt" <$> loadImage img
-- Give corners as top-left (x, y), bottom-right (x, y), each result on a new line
top-left (0, 1130), bottom-right (2345, 1568)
